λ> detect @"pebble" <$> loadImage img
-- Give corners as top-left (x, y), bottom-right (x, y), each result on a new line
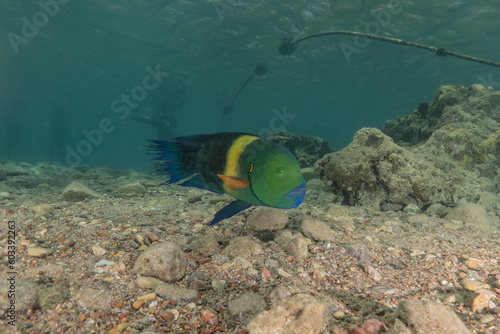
top-left (154, 283), bottom-right (198, 305)
top-left (117, 182), bottom-right (146, 195)
top-left (246, 209), bottom-right (288, 231)
top-left (132, 300), bottom-right (145, 309)
top-left (228, 293), bottom-right (266, 325)
top-left (61, 181), bottom-right (99, 201)
top-left (27, 247), bottom-right (54, 257)
top-left (479, 314), bottom-right (495, 324)
top-left (187, 190), bottom-right (203, 203)
top-left (333, 311), bottom-right (345, 319)
top-left (30, 203), bottom-right (54, 214)
top-left (223, 237), bottom-right (263, 260)
top-left (201, 309), bottom-right (218, 326)
top-left (471, 290), bottom-right (495, 313)
top-left (349, 318), bottom-right (387, 334)
top-left (133, 242), bottom-right (186, 282)
top-left (160, 310), bottom-right (176, 322)
top-left (74, 288), bottom-right (112, 311)
top-left (190, 235), bottom-right (219, 257)
top-left (92, 244), bottom-right (106, 256)
top-left (464, 258), bottom-right (481, 269)
top-left (137, 293), bottom-right (156, 301)
top-left (301, 219), bottom-right (336, 241)
top-left (461, 278), bottom-right (490, 291)
top-left (136, 275), bottom-right (163, 289)
top-left (211, 279), bottom-right (226, 293)
top-left (286, 233), bottom-right (308, 259)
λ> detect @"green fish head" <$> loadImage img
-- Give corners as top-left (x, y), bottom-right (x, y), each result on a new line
top-left (249, 144), bottom-right (306, 209)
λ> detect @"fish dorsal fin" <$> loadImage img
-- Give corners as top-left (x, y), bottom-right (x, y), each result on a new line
top-left (217, 174), bottom-right (250, 190)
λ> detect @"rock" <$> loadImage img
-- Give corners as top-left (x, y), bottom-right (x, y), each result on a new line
top-left (348, 319), bottom-right (387, 334)
top-left (386, 300), bottom-right (471, 334)
top-left (133, 242), bottom-right (186, 282)
top-left (223, 237), bottom-right (263, 260)
top-left (62, 181), bottom-right (99, 201)
top-left (0, 169), bottom-right (6, 181)
top-left (306, 179), bottom-right (330, 192)
top-left (30, 203), bottom-right (54, 214)
top-left (301, 167), bottom-right (318, 182)
top-left (275, 230), bottom-right (293, 249)
top-left (92, 244), bottom-right (106, 256)
top-left (187, 190), bottom-right (203, 203)
top-left (154, 283), bottom-right (198, 305)
top-left (190, 235), bottom-right (219, 258)
top-left (301, 219), bottom-right (336, 242)
top-left (36, 282), bottom-right (70, 309)
top-left (471, 290), bottom-right (496, 313)
top-left (246, 209), bottom-right (289, 231)
top-left (269, 130), bottom-right (334, 168)
top-left (426, 203), bottom-right (451, 218)
top-left (136, 276), bottom-right (163, 289)
top-left (268, 286), bottom-right (292, 307)
top-left (3, 164), bottom-right (30, 176)
top-left (74, 288), bottom-right (113, 311)
top-left (247, 294), bottom-right (327, 334)
top-left (0, 278), bottom-right (37, 312)
top-left (228, 293), bottom-right (265, 325)
top-left (345, 244), bottom-right (373, 264)
top-left (286, 233), bottom-right (308, 259)
top-left (446, 203), bottom-right (500, 230)
top-left (117, 182), bottom-right (146, 196)
top-left (27, 247), bottom-right (54, 257)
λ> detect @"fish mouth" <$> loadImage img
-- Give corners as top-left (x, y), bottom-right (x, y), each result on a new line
top-left (283, 182), bottom-right (306, 208)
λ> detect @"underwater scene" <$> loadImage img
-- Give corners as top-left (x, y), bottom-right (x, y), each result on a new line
top-left (1, 0), bottom-right (500, 333)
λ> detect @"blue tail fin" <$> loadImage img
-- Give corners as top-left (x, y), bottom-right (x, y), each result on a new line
top-left (148, 139), bottom-right (191, 184)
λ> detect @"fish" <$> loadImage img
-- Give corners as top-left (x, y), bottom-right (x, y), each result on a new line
top-left (148, 132), bottom-right (306, 225)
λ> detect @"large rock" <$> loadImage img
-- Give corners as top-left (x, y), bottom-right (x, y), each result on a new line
top-left (228, 293), bottom-right (266, 326)
top-left (0, 278), bottom-right (38, 312)
top-left (223, 237), bottom-right (263, 260)
top-left (133, 242), bottom-right (186, 282)
top-left (316, 85), bottom-right (500, 212)
top-left (74, 288), bottom-right (113, 311)
top-left (386, 300), bottom-right (471, 334)
top-left (246, 209), bottom-right (288, 231)
top-left (154, 283), bottom-right (198, 306)
top-left (446, 202), bottom-right (500, 230)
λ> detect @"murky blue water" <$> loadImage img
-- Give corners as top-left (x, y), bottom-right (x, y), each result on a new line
top-left (1, 0), bottom-right (499, 170)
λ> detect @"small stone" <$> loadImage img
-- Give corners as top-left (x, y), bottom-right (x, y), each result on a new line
top-left (187, 190), bottom-right (203, 203)
top-left (114, 302), bottom-right (124, 308)
top-left (190, 235), bottom-right (219, 258)
top-left (74, 288), bottom-right (112, 311)
top-left (201, 309), bottom-right (218, 326)
top-left (461, 278), bottom-right (490, 291)
top-left (471, 290), bottom-right (495, 313)
top-left (62, 181), bottom-right (99, 201)
top-left (228, 293), bottom-right (266, 325)
top-left (246, 209), bottom-right (288, 231)
top-left (479, 314), bottom-right (495, 324)
top-left (133, 300), bottom-right (145, 309)
top-left (112, 261), bottom-right (127, 273)
top-left (133, 242), bottom-right (186, 282)
top-left (286, 233), bottom-right (308, 259)
top-left (117, 182), bottom-right (147, 196)
top-left (160, 310), bottom-right (175, 322)
top-left (189, 280), bottom-right (207, 291)
top-left (223, 237), bottom-right (263, 260)
top-left (349, 318), bottom-right (387, 334)
top-left (211, 279), bottom-right (226, 293)
top-left (27, 247), bottom-right (54, 257)
top-left (301, 219), bottom-right (336, 242)
top-left (333, 311), bottom-right (345, 319)
top-left (136, 276), bottom-right (163, 289)
top-left (137, 293), bottom-right (157, 301)
top-left (92, 245), bottom-right (106, 257)
top-left (30, 203), bottom-right (54, 214)
top-left (464, 258), bottom-right (481, 269)
top-left (154, 283), bottom-right (198, 305)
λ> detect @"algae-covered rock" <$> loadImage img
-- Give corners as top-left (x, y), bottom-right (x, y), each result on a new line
top-left (269, 130), bottom-right (334, 168)
top-left (316, 85), bottom-right (500, 213)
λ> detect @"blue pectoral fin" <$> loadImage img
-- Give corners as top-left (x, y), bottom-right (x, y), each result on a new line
top-left (208, 200), bottom-right (252, 225)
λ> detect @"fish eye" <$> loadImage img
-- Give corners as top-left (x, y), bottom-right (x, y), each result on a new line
top-left (276, 167), bottom-right (285, 175)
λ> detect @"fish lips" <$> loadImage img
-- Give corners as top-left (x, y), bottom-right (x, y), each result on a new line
top-left (283, 182), bottom-right (306, 208)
